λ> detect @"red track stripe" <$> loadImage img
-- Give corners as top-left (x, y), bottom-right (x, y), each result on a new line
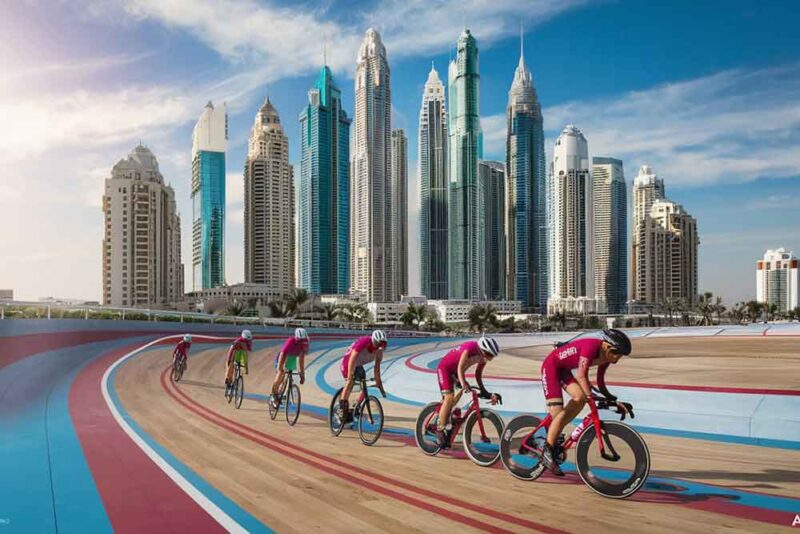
top-left (70, 345), bottom-right (224, 533)
top-left (162, 369), bottom-right (564, 533)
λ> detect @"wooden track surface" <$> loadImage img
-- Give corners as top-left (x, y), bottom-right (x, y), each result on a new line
top-left (115, 336), bottom-right (800, 532)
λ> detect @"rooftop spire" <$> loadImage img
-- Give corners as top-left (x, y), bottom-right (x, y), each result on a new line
top-left (520, 23), bottom-right (524, 64)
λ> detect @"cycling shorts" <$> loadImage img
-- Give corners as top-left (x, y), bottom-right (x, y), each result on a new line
top-left (540, 358), bottom-right (577, 399)
top-left (275, 354), bottom-right (298, 372)
top-left (234, 349), bottom-right (248, 367)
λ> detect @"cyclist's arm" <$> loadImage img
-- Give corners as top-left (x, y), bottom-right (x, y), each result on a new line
top-left (457, 350), bottom-right (471, 389)
top-left (595, 363), bottom-right (616, 400)
top-left (374, 351), bottom-right (386, 396)
top-left (299, 352), bottom-right (306, 378)
top-left (226, 344), bottom-right (235, 364)
top-left (474, 361), bottom-right (488, 394)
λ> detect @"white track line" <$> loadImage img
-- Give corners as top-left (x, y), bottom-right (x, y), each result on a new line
top-left (100, 334), bottom-right (248, 534)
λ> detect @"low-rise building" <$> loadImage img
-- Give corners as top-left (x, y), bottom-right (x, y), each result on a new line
top-left (367, 302), bottom-right (410, 324)
top-left (185, 283), bottom-right (286, 313)
top-left (428, 299), bottom-right (522, 324)
top-left (547, 296), bottom-right (605, 315)
top-left (0, 289), bottom-right (13, 301)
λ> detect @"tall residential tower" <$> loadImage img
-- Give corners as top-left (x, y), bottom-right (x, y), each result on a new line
top-left (391, 129), bottom-right (408, 298)
top-left (480, 160), bottom-right (506, 300)
top-left (191, 101), bottom-right (227, 291)
top-left (419, 64), bottom-right (449, 299)
top-left (448, 29), bottom-right (484, 299)
top-left (244, 97), bottom-right (295, 299)
top-left (298, 65), bottom-right (351, 295)
top-left (351, 28), bottom-right (395, 302)
top-left (592, 157), bottom-right (627, 313)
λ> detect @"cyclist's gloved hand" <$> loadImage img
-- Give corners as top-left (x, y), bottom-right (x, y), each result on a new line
top-left (493, 392), bottom-right (503, 405)
top-left (478, 389), bottom-right (492, 400)
top-left (299, 372), bottom-right (305, 385)
top-left (615, 401), bottom-right (634, 420)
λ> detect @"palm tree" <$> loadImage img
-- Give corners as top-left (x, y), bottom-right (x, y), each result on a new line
top-left (225, 300), bottom-right (246, 317)
top-left (468, 304), bottom-right (498, 332)
top-left (659, 298), bottom-right (677, 326)
top-left (713, 296), bottom-right (725, 325)
top-left (267, 300), bottom-right (291, 318)
top-left (316, 302), bottom-right (339, 321)
top-left (286, 288), bottom-right (310, 318)
top-left (400, 303), bottom-right (428, 330)
top-left (697, 292), bottom-right (714, 326)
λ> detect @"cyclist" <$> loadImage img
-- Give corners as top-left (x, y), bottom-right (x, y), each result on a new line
top-left (173, 334), bottom-right (192, 371)
top-left (225, 329), bottom-right (253, 386)
top-left (337, 330), bottom-right (388, 421)
top-left (539, 328), bottom-right (632, 476)
top-left (435, 336), bottom-right (501, 448)
top-left (270, 328), bottom-right (310, 408)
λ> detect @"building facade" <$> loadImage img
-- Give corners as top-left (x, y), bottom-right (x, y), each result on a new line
top-left (102, 144), bottom-right (183, 307)
top-left (351, 28), bottom-right (395, 302)
top-left (631, 165), bottom-right (665, 304)
top-left (191, 101), bottom-right (227, 291)
top-left (448, 29), bottom-right (484, 300)
top-left (637, 199), bottom-right (699, 306)
top-left (548, 125), bottom-right (591, 311)
top-left (506, 36), bottom-right (547, 311)
top-left (419, 64), bottom-right (449, 300)
top-left (592, 157), bottom-right (627, 314)
top-left (479, 161), bottom-right (506, 300)
top-left (756, 248), bottom-right (799, 312)
top-left (391, 129), bottom-right (408, 298)
top-left (298, 65), bottom-right (351, 295)
top-left (244, 98), bottom-right (295, 297)
top-left (429, 299), bottom-right (522, 324)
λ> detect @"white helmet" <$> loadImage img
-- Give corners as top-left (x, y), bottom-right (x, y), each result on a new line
top-left (294, 327), bottom-right (308, 340)
top-left (183, 334), bottom-right (192, 343)
top-left (371, 329), bottom-right (387, 346)
top-left (241, 329), bottom-right (253, 340)
top-left (478, 336), bottom-right (500, 358)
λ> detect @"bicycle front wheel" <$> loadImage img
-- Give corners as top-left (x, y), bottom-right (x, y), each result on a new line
top-left (575, 421), bottom-right (650, 498)
top-left (172, 360), bottom-right (183, 382)
top-left (357, 396), bottom-right (384, 446)
top-left (286, 384), bottom-right (301, 426)
top-left (328, 388), bottom-right (345, 436)
top-left (268, 392), bottom-right (280, 420)
top-left (462, 409), bottom-right (504, 467)
top-left (499, 415), bottom-right (547, 481)
top-left (414, 402), bottom-right (443, 456)
top-left (234, 376), bottom-right (244, 409)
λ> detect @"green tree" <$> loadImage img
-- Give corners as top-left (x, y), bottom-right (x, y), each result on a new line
top-left (225, 300), bottom-right (246, 317)
top-left (316, 302), bottom-right (339, 321)
top-left (286, 288), bottom-right (310, 318)
top-left (267, 300), bottom-right (291, 318)
top-left (400, 303), bottom-right (428, 330)
top-left (468, 304), bottom-right (498, 332)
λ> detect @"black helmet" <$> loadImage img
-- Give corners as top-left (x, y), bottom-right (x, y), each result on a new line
top-left (602, 329), bottom-right (632, 356)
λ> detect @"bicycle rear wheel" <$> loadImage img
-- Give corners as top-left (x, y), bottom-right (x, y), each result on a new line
top-left (328, 388), bottom-right (345, 436)
top-left (462, 409), bottom-right (504, 467)
top-left (499, 415), bottom-right (548, 481)
top-left (357, 396), bottom-right (384, 446)
top-left (575, 421), bottom-right (650, 498)
top-left (414, 402), bottom-right (443, 456)
top-left (234, 375), bottom-right (244, 409)
top-left (286, 384), bottom-right (301, 426)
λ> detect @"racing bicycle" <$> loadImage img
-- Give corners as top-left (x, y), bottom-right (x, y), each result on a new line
top-left (224, 360), bottom-right (245, 409)
top-left (328, 370), bottom-right (384, 446)
top-left (269, 370), bottom-right (301, 426)
top-left (172, 353), bottom-right (187, 382)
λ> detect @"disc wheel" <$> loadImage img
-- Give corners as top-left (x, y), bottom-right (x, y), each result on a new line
top-left (328, 388), bottom-right (345, 436)
top-left (500, 415), bottom-right (548, 481)
top-left (414, 402), bottom-right (443, 456)
top-left (575, 421), bottom-right (650, 499)
top-left (234, 375), bottom-right (244, 409)
top-left (462, 409), bottom-right (504, 467)
top-left (286, 384), bottom-right (301, 426)
top-left (357, 396), bottom-right (384, 446)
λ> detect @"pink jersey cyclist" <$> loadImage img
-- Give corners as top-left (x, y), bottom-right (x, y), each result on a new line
top-left (436, 340), bottom-right (486, 393)
top-left (540, 338), bottom-right (608, 399)
top-left (340, 335), bottom-right (384, 378)
top-left (275, 337), bottom-right (309, 367)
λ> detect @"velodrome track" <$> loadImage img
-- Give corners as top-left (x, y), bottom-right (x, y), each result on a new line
top-left (1, 320), bottom-right (799, 532)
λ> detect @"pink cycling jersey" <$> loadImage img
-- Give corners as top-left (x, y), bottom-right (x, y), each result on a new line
top-left (340, 336), bottom-right (384, 378)
top-left (436, 340), bottom-right (485, 392)
top-left (540, 337), bottom-right (603, 399)
top-left (275, 337), bottom-right (308, 366)
top-left (173, 340), bottom-right (190, 359)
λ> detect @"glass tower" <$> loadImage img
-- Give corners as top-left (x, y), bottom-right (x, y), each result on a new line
top-left (299, 65), bottom-right (351, 294)
top-left (191, 101), bottom-right (227, 290)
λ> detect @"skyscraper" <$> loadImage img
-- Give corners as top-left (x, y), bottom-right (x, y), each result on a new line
top-left (480, 160), bottom-right (506, 300)
top-left (592, 157), bottom-right (627, 313)
top-left (448, 28), bottom-right (484, 300)
top-left (298, 65), bottom-right (351, 295)
top-left (191, 101), bottom-right (227, 291)
top-left (102, 144), bottom-right (183, 307)
top-left (506, 32), bottom-right (547, 311)
top-left (244, 97), bottom-right (294, 298)
top-left (756, 248), bottom-right (799, 312)
top-left (419, 63), bottom-right (449, 299)
top-left (631, 165), bottom-right (665, 305)
top-left (351, 28), bottom-right (394, 302)
top-left (391, 129), bottom-right (408, 298)
top-left (548, 125), bottom-right (592, 310)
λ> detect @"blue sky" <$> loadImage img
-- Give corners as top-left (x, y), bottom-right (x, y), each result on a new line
top-left (1, 0), bottom-right (798, 306)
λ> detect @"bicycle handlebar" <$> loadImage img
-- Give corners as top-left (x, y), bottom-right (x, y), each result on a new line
top-left (592, 395), bottom-right (635, 420)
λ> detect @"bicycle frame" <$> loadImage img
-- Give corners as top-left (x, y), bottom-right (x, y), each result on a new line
top-left (520, 396), bottom-right (612, 458)
top-left (425, 389), bottom-right (490, 447)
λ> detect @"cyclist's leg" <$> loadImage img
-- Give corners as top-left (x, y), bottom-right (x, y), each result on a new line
top-left (436, 368), bottom-right (455, 428)
top-left (272, 354), bottom-right (286, 395)
top-left (541, 361), bottom-right (566, 446)
top-left (547, 376), bottom-right (585, 445)
top-left (341, 354), bottom-right (357, 404)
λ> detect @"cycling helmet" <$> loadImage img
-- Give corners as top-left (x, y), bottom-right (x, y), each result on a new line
top-left (478, 336), bottom-right (500, 358)
top-left (294, 327), bottom-right (308, 340)
top-left (183, 334), bottom-right (192, 344)
top-left (241, 329), bottom-right (253, 341)
top-left (371, 329), bottom-right (387, 346)
top-left (602, 329), bottom-right (631, 356)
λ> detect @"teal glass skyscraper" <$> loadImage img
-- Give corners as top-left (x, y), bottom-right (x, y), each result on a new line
top-left (448, 29), bottom-right (484, 300)
top-left (298, 65), bottom-right (351, 294)
top-left (506, 36), bottom-right (547, 310)
top-left (191, 101), bottom-right (227, 290)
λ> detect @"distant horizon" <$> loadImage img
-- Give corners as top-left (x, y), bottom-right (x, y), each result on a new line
top-left (1, 1), bottom-right (799, 304)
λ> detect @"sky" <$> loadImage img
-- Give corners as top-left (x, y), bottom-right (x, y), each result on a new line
top-left (1, 0), bottom-right (799, 307)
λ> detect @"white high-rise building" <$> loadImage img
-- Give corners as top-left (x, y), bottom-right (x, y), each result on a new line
top-left (244, 97), bottom-right (295, 299)
top-left (592, 157), bottom-right (627, 314)
top-left (351, 28), bottom-right (394, 302)
top-left (548, 125), bottom-right (592, 313)
top-left (102, 144), bottom-right (183, 307)
top-left (390, 129), bottom-right (408, 298)
top-left (757, 248), bottom-right (799, 312)
top-left (631, 165), bottom-right (665, 303)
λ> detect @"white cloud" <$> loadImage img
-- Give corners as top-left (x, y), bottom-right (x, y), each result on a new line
top-left (745, 194), bottom-right (800, 211)
top-left (482, 64), bottom-right (800, 187)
